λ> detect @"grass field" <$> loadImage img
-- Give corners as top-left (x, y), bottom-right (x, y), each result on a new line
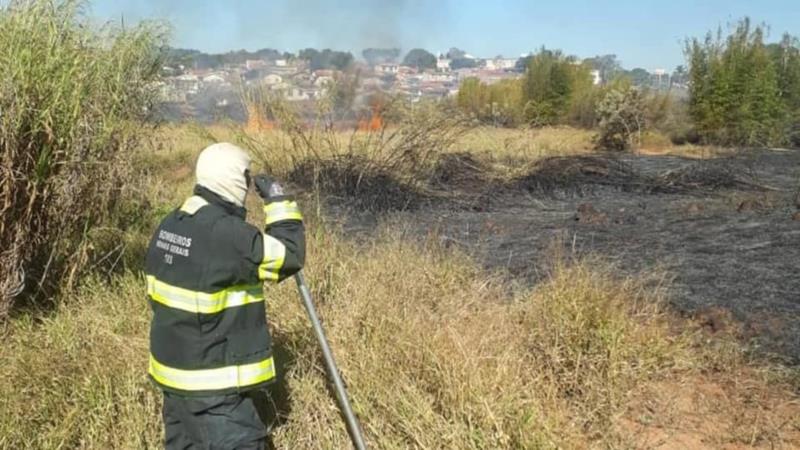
top-left (2, 125), bottom-right (799, 449)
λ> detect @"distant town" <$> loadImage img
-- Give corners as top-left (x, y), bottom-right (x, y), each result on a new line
top-left (157, 47), bottom-right (687, 122)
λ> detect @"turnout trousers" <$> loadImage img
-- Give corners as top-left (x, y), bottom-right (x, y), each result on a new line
top-left (162, 392), bottom-right (268, 450)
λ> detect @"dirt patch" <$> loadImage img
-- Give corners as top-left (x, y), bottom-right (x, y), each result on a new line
top-left (620, 372), bottom-right (800, 449)
top-left (694, 306), bottom-right (739, 334)
top-left (685, 202), bottom-right (706, 215)
top-left (575, 203), bottom-right (610, 225)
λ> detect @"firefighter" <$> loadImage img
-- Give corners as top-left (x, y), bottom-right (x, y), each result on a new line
top-left (144, 142), bottom-right (305, 449)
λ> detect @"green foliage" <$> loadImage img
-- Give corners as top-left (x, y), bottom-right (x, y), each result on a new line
top-left (595, 85), bottom-right (646, 151)
top-left (402, 48), bottom-right (437, 70)
top-left (523, 48), bottom-right (594, 126)
top-left (686, 18), bottom-right (793, 147)
top-left (456, 78), bottom-right (523, 126)
top-left (450, 57), bottom-right (479, 70)
top-left (770, 34), bottom-right (800, 145)
top-left (626, 68), bottom-right (651, 86)
top-left (456, 48), bottom-right (597, 128)
top-left (165, 47), bottom-right (284, 70)
top-left (299, 48), bottom-right (354, 71)
top-left (0, 0), bottom-right (166, 317)
top-left (446, 47), bottom-right (468, 59)
top-left (583, 54), bottom-right (623, 82)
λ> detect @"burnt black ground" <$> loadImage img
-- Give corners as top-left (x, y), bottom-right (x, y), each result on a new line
top-left (317, 149), bottom-right (800, 363)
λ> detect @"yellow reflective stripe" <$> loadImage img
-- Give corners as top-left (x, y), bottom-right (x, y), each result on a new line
top-left (146, 276), bottom-right (264, 314)
top-left (149, 354), bottom-right (275, 391)
top-left (263, 200), bottom-right (303, 225)
top-left (180, 196), bottom-right (209, 215)
top-left (258, 234), bottom-right (286, 282)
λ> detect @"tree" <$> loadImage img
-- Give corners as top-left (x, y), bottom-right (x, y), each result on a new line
top-left (522, 48), bottom-right (592, 125)
top-left (446, 47), bottom-right (467, 59)
top-left (362, 48), bottom-right (401, 66)
top-left (457, 77), bottom-right (489, 118)
top-left (299, 48), bottom-right (354, 71)
top-left (456, 77), bottom-right (523, 126)
top-left (450, 58), bottom-right (478, 70)
top-left (515, 54), bottom-right (533, 72)
top-left (403, 48), bottom-right (436, 70)
top-left (584, 54), bottom-right (623, 83)
top-left (671, 65), bottom-right (688, 86)
top-left (685, 18), bottom-right (787, 146)
top-left (769, 34), bottom-right (800, 145)
top-left (627, 68), bottom-right (651, 87)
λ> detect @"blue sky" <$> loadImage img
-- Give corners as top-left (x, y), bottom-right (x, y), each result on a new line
top-left (90, 0), bottom-right (799, 70)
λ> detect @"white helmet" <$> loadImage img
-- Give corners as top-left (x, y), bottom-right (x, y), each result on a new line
top-left (195, 143), bottom-right (251, 207)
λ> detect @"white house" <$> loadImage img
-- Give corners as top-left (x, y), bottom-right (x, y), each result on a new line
top-left (202, 74), bottom-right (226, 84)
top-left (174, 74), bottom-right (200, 93)
top-left (263, 74), bottom-right (283, 86)
top-left (375, 63), bottom-right (400, 75)
top-left (590, 70), bottom-right (602, 85)
top-left (285, 88), bottom-right (311, 102)
top-left (436, 58), bottom-right (451, 72)
top-left (484, 58), bottom-right (517, 71)
top-left (314, 76), bottom-right (334, 87)
top-left (246, 59), bottom-right (268, 71)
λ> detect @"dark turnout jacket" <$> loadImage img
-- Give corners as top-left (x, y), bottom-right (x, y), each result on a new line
top-left (145, 185), bottom-right (305, 397)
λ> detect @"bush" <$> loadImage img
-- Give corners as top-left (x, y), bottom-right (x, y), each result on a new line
top-left (0, 0), bottom-right (166, 318)
top-left (595, 86), bottom-right (646, 151)
top-left (686, 19), bottom-right (791, 147)
top-left (457, 78), bottom-right (524, 127)
top-left (238, 90), bottom-right (470, 194)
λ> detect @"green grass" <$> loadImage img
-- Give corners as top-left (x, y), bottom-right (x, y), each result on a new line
top-left (0, 0), bottom-right (166, 317)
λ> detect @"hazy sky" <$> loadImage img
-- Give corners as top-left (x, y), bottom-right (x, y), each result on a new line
top-left (90, 0), bottom-right (800, 70)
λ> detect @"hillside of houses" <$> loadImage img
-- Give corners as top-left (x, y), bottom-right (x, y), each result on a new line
top-left (156, 48), bottom-right (680, 123)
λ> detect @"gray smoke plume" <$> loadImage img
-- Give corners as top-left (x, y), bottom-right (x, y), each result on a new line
top-left (118, 0), bottom-right (452, 56)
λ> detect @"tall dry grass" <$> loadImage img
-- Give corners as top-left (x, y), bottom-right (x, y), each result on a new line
top-left (0, 0), bottom-right (165, 318)
top-left (2, 126), bottom-right (798, 449)
top-left (268, 232), bottom-right (687, 449)
top-left (0, 214), bottom-right (692, 449)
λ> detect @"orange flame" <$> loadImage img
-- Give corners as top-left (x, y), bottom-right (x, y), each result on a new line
top-left (246, 103), bottom-right (274, 132)
top-left (358, 103), bottom-right (383, 132)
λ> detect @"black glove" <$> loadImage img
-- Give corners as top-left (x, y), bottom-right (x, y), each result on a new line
top-left (253, 175), bottom-right (288, 202)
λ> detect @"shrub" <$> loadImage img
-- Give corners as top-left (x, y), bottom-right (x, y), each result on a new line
top-left (595, 86), bottom-right (646, 151)
top-left (237, 89), bottom-right (471, 196)
top-left (0, 0), bottom-right (166, 318)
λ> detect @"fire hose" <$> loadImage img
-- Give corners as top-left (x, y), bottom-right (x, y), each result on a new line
top-left (294, 272), bottom-right (367, 450)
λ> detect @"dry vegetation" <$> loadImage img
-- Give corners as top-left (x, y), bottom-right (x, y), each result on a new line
top-left (2, 121), bottom-right (799, 449)
top-left (0, 0), bottom-right (165, 318)
top-left (2, 5), bottom-right (798, 447)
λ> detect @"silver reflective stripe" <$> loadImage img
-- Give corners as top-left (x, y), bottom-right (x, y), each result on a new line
top-left (146, 276), bottom-right (264, 314)
top-left (180, 196), bottom-right (209, 215)
top-left (263, 200), bottom-right (303, 225)
top-left (149, 354), bottom-right (275, 391)
top-left (258, 234), bottom-right (286, 282)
